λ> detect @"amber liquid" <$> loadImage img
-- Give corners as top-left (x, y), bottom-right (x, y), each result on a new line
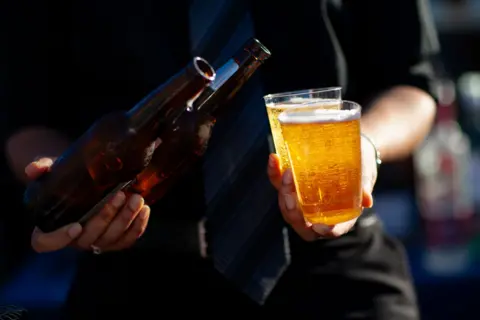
top-left (266, 101), bottom-right (340, 172)
top-left (128, 111), bottom-right (214, 204)
top-left (279, 109), bottom-right (362, 225)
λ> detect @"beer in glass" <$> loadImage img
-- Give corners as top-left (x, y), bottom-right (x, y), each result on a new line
top-left (278, 100), bottom-right (362, 225)
top-left (264, 87), bottom-right (341, 171)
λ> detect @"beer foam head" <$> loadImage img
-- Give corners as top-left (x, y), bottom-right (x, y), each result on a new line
top-left (278, 108), bottom-right (360, 124)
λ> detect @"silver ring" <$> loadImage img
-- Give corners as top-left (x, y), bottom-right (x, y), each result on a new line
top-left (91, 245), bottom-right (103, 255)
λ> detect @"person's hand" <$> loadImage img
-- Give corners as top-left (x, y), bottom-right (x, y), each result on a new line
top-left (26, 157), bottom-right (151, 253)
top-left (267, 136), bottom-right (377, 241)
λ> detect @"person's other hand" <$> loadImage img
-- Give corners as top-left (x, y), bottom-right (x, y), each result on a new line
top-left (267, 136), bottom-right (377, 241)
top-left (26, 157), bottom-right (150, 253)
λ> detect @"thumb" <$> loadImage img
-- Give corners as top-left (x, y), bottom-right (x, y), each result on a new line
top-left (25, 157), bottom-right (55, 180)
top-left (267, 153), bottom-right (282, 190)
top-left (31, 223), bottom-right (82, 253)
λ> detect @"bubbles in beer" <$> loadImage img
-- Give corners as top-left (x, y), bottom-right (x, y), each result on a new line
top-left (279, 106), bottom-right (362, 225)
top-left (266, 100), bottom-right (341, 171)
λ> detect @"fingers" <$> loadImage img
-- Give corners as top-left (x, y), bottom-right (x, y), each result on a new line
top-left (311, 218), bottom-right (358, 238)
top-left (278, 169), bottom-right (317, 241)
top-left (279, 169), bottom-right (360, 241)
top-left (103, 205), bottom-right (150, 252)
top-left (31, 223), bottom-right (82, 253)
top-left (267, 153), bottom-right (282, 190)
top-left (94, 194), bottom-right (145, 248)
top-left (25, 157), bottom-right (54, 180)
top-left (75, 192), bottom-right (127, 249)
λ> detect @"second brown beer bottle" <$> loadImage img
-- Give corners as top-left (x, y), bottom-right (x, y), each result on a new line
top-left (24, 57), bottom-right (216, 232)
top-left (128, 38), bottom-right (271, 204)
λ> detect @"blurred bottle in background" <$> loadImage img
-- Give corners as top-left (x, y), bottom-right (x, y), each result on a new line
top-left (457, 72), bottom-right (480, 264)
top-left (414, 78), bottom-right (475, 275)
top-left (458, 72), bottom-right (480, 151)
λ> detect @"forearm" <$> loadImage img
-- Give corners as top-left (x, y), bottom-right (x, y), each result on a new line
top-left (360, 85), bottom-right (436, 162)
top-left (5, 126), bottom-right (70, 182)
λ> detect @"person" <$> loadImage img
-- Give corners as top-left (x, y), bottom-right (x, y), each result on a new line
top-left (3, 0), bottom-right (439, 319)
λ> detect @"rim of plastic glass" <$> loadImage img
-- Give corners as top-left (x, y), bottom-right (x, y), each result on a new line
top-left (277, 99), bottom-right (361, 121)
top-left (263, 86), bottom-right (341, 100)
top-left (340, 99), bottom-right (362, 111)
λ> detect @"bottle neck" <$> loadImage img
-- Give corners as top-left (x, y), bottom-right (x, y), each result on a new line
top-left (127, 58), bottom-right (215, 134)
top-left (194, 50), bottom-right (263, 116)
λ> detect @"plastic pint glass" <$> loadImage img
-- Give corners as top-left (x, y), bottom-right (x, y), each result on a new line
top-left (278, 100), bottom-right (362, 225)
top-left (264, 87), bottom-right (341, 172)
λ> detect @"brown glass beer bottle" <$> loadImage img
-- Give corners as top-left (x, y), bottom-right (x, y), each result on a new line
top-left (128, 38), bottom-right (271, 204)
top-left (24, 57), bottom-right (215, 232)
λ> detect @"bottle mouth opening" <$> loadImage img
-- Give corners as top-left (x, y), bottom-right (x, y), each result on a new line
top-left (247, 38), bottom-right (271, 61)
top-left (193, 57), bottom-right (216, 81)
top-left (253, 39), bottom-right (271, 55)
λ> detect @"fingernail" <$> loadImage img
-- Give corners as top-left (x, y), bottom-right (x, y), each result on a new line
top-left (68, 223), bottom-right (82, 238)
top-left (139, 206), bottom-right (149, 220)
top-left (284, 194), bottom-right (296, 210)
top-left (268, 155), bottom-right (276, 168)
top-left (282, 169), bottom-right (293, 185)
top-left (128, 194), bottom-right (144, 211)
top-left (111, 192), bottom-right (126, 208)
top-left (312, 224), bottom-right (334, 235)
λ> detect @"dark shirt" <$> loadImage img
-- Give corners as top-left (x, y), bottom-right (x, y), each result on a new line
top-left (1, 0), bottom-right (439, 317)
